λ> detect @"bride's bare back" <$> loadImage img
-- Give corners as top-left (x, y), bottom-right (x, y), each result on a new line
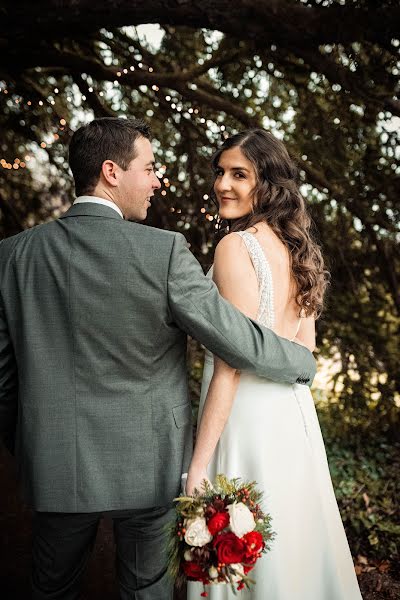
top-left (213, 222), bottom-right (316, 351)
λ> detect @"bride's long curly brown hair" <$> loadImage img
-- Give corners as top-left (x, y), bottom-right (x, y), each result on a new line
top-left (211, 129), bottom-right (329, 318)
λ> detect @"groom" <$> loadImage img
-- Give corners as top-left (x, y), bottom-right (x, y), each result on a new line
top-left (0, 117), bottom-right (315, 600)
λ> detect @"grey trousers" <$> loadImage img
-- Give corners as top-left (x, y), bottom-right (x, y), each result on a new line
top-left (31, 507), bottom-right (174, 600)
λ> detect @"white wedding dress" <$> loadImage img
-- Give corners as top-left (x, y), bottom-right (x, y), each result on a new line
top-left (187, 231), bottom-right (363, 600)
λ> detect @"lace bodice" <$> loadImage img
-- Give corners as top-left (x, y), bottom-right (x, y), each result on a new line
top-left (235, 231), bottom-right (275, 330)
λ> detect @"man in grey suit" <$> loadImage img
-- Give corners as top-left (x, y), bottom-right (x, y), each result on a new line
top-left (0, 117), bottom-right (315, 600)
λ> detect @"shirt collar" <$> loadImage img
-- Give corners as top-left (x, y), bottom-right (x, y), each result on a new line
top-left (73, 196), bottom-right (124, 219)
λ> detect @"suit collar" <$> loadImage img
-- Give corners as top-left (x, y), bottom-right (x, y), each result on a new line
top-left (60, 202), bottom-right (124, 220)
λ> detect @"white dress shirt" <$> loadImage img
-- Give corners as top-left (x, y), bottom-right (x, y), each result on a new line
top-left (73, 195), bottom-right (124, 219)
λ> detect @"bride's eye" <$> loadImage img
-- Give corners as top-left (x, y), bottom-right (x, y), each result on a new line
top-left (234, 172), bottom-right (246, 179)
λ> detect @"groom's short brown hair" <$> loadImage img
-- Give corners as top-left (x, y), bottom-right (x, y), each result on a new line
top-left (69, 117), bottom-right (151, 196)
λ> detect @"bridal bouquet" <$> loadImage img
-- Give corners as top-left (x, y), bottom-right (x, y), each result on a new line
top-left (168, 474), bottom-right (275, 596)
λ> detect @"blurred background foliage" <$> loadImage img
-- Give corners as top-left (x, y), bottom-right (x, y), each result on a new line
top-left (1, 0), bottom-right (399, 579)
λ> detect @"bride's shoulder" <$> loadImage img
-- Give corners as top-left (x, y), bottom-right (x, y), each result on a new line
top-left (214, 232), bottom-right (249, 262)
top-left (213, 233), bottom-right (254, 284)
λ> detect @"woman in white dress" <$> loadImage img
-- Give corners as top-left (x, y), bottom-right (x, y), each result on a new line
top-left (186, 129), bottom-right (363, 599)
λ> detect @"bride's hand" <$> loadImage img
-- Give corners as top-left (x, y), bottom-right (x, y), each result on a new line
top-left (186, 466), bottom-right (211, 496)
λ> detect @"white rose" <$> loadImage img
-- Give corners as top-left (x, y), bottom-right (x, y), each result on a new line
top-left (209, 566), bottom-right (219, 579)
top-left (227, 502), bottom-right (255, 538)
top-left (230, 563), bottom-right (245, 583)
top-left (184, 517), bottom-right (213, 547)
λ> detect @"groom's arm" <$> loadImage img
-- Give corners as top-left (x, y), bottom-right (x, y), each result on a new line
top-left (167, 233), bottom-right (316, 386)
top-left (0, 272), bottom-right (18, 454)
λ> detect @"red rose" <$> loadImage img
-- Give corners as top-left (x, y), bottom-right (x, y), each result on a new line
top-left (207, 511), bottom-right (230, 535)
top-left (213, 532), bottom-right (245, 564)
top-left (243, 531), bottom-right (264, 562)
top-left (183, 561), bottom-right (207, 581)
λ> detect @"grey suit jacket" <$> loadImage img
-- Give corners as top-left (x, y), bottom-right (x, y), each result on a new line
top-left (0, 203), bottom-right (315, 512)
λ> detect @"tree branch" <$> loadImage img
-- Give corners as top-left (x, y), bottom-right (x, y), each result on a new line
top-left (2, 1), bottom-right (399, 48)
top-left (74, 74), bottom-right (115, 117)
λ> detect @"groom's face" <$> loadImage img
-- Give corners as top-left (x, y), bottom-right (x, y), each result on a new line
top-left (117, 136), bottom-right (161, 221)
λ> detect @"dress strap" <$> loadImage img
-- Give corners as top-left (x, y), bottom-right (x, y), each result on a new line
top-left (235, 231), bottom-right (275, 330)
top-left (290, 318), bottom-right (302, 341)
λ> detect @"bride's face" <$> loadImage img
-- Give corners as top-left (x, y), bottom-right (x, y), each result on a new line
top-left (214, 146), bottom-right (257, 220)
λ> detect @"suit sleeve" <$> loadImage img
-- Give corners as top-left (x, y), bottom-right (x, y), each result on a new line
top-left (0, 287), bottom-right (18, 455)
top-left (167, 234), bottom-right (316, 386)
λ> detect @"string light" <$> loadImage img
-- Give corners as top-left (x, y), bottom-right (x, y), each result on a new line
top-left (1, 157), bottom-right (27, 170)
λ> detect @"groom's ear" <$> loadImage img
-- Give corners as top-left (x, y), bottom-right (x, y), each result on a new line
top-left (101, 159), bottom-right (119, 187)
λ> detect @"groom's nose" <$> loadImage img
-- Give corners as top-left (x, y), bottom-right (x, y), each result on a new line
top-left (153, 172), bottom-right (162, 189)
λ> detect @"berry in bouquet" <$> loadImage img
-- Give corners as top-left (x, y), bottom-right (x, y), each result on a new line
top-left (168, 474), bottom-right (275, 596)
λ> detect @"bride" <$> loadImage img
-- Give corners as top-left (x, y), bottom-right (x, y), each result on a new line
top-left (186, 129), bottom-right (363, 599)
